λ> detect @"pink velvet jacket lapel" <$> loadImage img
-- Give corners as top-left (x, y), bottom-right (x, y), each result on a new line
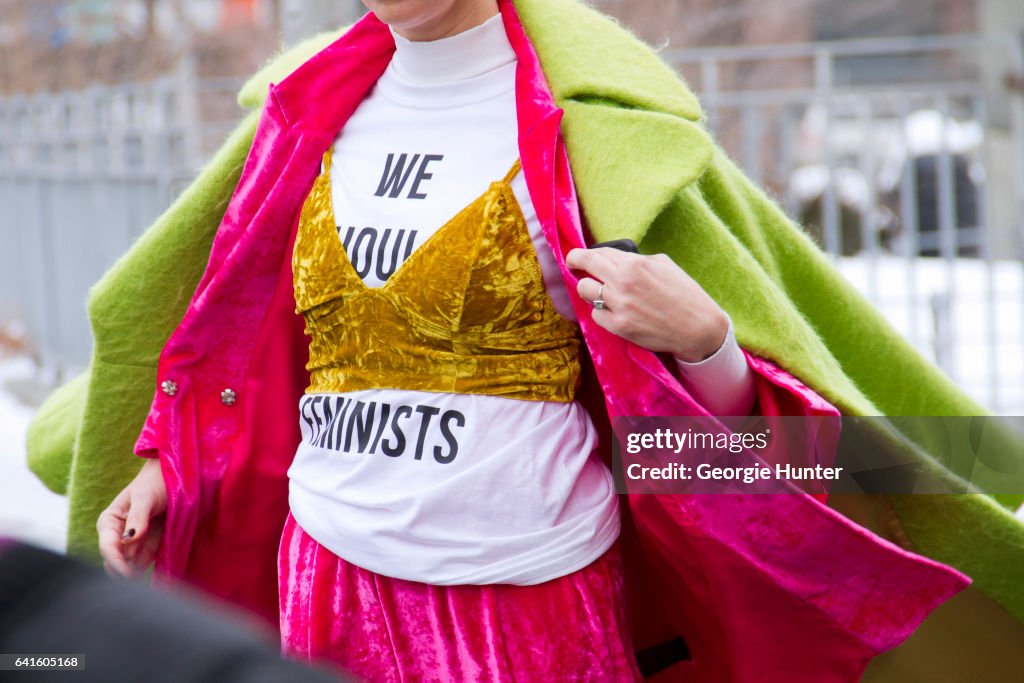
top-left (135, 2), bottom-right (967, 680)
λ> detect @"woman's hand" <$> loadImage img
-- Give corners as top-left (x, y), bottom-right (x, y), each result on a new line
top-left (96, 458), bottom-right (167, 578)
top-left (565, 247), bottom-right (730, 362)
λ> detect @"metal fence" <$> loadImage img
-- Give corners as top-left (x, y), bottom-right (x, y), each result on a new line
top-left (668, 33), bottom-right (1024, 414)
top-left (0, 58), bottom-right (240, 373)
top-left (1, 34), bottom-right (1022, 413)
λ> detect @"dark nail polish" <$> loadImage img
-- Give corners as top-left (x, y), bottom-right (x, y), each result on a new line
top-left (122, 528), bottom-right (136, 539)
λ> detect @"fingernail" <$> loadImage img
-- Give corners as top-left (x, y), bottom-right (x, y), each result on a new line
top-left (122, 528), bottom-right (136, 539)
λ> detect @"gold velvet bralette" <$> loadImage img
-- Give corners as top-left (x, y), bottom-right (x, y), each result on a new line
top-left (293, 149), bottom-right (581, 402)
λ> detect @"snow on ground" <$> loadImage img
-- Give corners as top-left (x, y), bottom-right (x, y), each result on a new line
top-left (0, 355), bottom-right (68, 552)
top-left (836, 255), bottom-right (1024, 416)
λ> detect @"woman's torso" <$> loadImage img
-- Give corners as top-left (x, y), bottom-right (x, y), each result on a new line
top-left (286, 13), bottom-right (619, 586)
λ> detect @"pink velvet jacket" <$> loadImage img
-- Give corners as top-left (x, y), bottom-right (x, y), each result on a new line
top-left (134, 2), bottom-right (967, 680)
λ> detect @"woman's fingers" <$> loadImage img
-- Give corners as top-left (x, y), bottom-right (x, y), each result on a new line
top-left (97, 475), bottom-right (167, 577)
top-left (575, 276), bottom-right (627, 338)
top-left (129, 514), bottom-right (165, 570)
top-left (575, 277), bottom-right (609, 306)
top-left (565, 247), bottom-right (623, 282)
top-left (97, 488), bottom-right (133, 577)
top-left (124, 486), bottom-right (160, 542)
top-left (119, 486), bottom-right (166, 573)
top-left (97, 459), bottom-right (169, 578)
top-left (566, 247), bottom-right (728, 360)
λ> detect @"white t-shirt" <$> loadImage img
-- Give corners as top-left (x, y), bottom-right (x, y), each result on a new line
top-left (287, 14), bottom-right (618, 585)
top-left (287, 13), bottom-right (754, 586)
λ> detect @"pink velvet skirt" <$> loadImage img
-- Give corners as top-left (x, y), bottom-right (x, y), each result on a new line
top-left (278, 512), bottom-right (643, 682)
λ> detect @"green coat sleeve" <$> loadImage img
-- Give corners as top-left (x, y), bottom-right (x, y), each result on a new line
top-left (26, 371), bottom-right (89, 495)
top-left (695, 150), bottom-right (991, 419)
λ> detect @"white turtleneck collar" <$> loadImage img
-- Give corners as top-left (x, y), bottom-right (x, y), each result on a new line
top-left (386, 12), bottom-right (515, 87)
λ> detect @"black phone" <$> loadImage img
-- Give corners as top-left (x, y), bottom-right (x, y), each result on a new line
top-left (589, 239), bottom-right (639, 254)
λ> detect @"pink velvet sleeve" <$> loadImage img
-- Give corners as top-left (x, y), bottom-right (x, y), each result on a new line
top-left (674, 317), bottom-right (757, 416)
top-left (743, 350), bottom-right (841, 502)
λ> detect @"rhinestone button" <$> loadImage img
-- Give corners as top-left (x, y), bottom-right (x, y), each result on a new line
top-left (160, 380), bottom-right (178, 396)
top-left (220, 388), bottom-right (237, 406)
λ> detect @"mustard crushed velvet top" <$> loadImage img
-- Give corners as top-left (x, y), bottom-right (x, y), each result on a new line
top-left (293, 149), bottom-right (582, 403)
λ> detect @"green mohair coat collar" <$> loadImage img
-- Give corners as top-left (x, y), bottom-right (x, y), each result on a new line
top-left (25, 0), bottom-right (1024, 626)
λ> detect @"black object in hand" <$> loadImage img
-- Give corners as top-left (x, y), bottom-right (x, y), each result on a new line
top-left (589, 239), bottom-right (639, 253)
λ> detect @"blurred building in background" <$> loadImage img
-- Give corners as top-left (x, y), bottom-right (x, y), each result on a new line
top-left (0, 0), bottom-right (1022, 413)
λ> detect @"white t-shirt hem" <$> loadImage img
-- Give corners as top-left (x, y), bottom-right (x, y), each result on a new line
top-left (288, 483), bottom-right (621, 586)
